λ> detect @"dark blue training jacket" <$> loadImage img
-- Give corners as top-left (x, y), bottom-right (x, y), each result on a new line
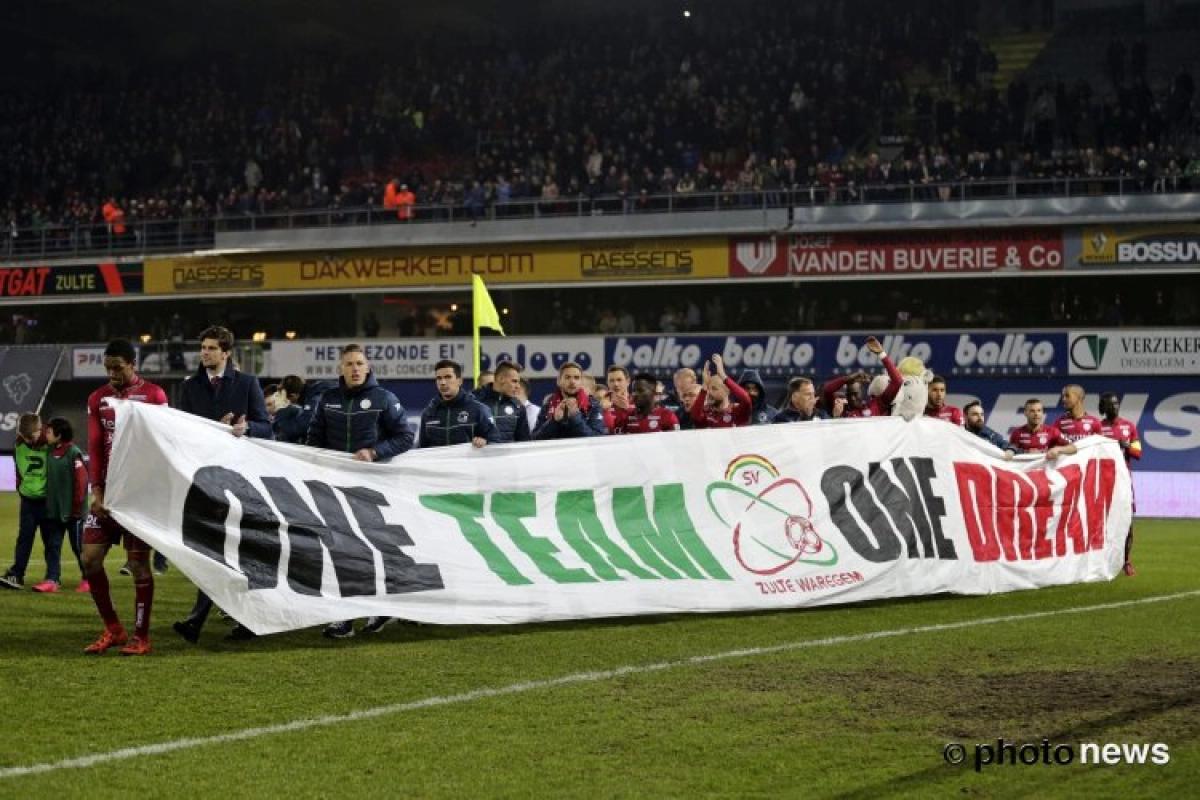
top-left (472, 385), bottom-right (532, 443)
top-left (273, 379), bottom-right (337, 443)
top-left (417, 388), bottom-right (501, 448)
top-left (738, 369), bottom-right (778, 425)
top-left (306, 373), bottom-right (413, 460)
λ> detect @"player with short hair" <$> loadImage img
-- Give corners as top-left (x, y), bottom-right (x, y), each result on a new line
top-left (963, 400), bottom-right (1019, 458)
top-left (473, 360), bottom-right (532, 443)
top-left (604, 365), bottom-right (632, 433)
top-left (659, 367), bottom-right (700, 430)
top-left (416, 359), bottom-right (500, 449)
top-left (1098, 392), bottom-right (1142, 576)
top-left (690, 354), bottom-right (753, 429)
top-left (81, 338), bottom-right (169, 655)
top-left (1052, 383), bottom-right (1102, 442)
top-left (924, 375), bottom-right (964, 425)
top-left (1010, 398), bottom-right (1076, 460)
top-left (611, 377), bottom-right (680, 434)
top-left (533, 361), bottom-right (607, 439)
top-left (307, 343), bottom-right (415, 639)
top-left (774, 377), bottom-right (829, 423)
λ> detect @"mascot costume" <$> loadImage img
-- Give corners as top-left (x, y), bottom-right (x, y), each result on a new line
top-left (889, 356), bottom-right (933, 421)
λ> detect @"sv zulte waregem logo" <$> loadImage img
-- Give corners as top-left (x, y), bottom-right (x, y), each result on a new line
top-left (706, 454), bottom-right (838, 575)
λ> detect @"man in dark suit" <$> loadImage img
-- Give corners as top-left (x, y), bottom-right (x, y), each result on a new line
top-left (172, 325), bottom-right (272, 644)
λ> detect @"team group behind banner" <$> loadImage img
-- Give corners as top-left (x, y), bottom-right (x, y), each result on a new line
top-left (262, 332), bottom-right (1197, 472)
top-left (144, 238), bottom-right (728, 294)
top-left (107, 403), bottom-right (1130, 634)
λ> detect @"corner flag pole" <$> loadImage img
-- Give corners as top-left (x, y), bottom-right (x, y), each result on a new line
top-left (472, 274), bottom-right (505, 382)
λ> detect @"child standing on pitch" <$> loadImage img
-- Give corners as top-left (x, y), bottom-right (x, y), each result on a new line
top-left (0, 413), bottom-right (50, 590)
top-left (42, 417), bottom-right (90, 593)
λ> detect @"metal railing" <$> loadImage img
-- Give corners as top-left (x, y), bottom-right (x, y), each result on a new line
top-left (3, 174), bottom-right (1193, 262)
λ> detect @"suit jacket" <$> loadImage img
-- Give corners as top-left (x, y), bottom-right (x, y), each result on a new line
top-left (178, 362), bottom-right (272, 439)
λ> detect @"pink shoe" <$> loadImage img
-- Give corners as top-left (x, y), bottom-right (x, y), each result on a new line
top-left (1122, 562), bottom-right (1137, 577)
top-left (31, 580), bottom-right (61, 593)
top-left (76, 580), bottom-right (91, 593)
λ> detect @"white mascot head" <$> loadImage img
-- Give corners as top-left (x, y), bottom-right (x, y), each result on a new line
top-left (891, 356), bottom-right (933, 421)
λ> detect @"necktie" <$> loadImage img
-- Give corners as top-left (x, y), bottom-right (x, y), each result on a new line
top-left (210, 375), bottom-right (221, 390)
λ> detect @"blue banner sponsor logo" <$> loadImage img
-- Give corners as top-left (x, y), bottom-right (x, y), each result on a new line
top-left (607, 333), bottom-right (1067, 379)
top-left (610, 336), bottom-right (817, 377)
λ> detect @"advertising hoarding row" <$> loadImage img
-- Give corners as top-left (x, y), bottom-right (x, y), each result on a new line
top-left (729, 229), bottom-right (1064, 278)
top-left (1069, 226), bottom-right (1200, 270)
top-left (3, 224), bottom-right (1199, 300)
top-left (0, 262), bottom-right (141, 298)
top-left (143, 238), bottom-right (729, 294)
top-left (267, 338), bottom-right (606, 381)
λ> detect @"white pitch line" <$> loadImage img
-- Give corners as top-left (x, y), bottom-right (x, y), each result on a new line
top-left (3, 590), bottom-right (1198, 780)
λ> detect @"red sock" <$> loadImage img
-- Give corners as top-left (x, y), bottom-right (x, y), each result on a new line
top-left (133, 576), bottom-right (154, 639)
top-left (88, 569), bottom-right (121, 629)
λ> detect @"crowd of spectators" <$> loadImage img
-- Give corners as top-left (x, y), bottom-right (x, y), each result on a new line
top-left (2, 0), bottom-right (1196, 248)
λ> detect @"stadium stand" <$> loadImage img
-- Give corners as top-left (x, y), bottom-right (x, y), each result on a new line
top-left (0, 0), bottom-right (1195, 260)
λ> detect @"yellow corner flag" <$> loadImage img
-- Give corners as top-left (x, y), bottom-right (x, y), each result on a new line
top-left (472, 274), bottom-right (505, 383)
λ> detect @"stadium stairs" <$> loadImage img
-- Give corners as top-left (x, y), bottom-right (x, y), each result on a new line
top-left (986, 29), bottom-right (1054, 91)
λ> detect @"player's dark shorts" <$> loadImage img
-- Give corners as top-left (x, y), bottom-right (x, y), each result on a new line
top-left (82, 514), bottom-right (150, 553)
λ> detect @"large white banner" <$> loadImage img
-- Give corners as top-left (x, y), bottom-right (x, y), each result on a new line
top-left (106, 404), bottom-right (1132, 635)
top-left (268, 336), bottom-right (606, 380)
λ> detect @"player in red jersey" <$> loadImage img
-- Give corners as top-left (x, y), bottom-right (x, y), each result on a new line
top-left (690, 354), bottom-right (752, 428)
top-left (611, 376), bottom-right (680, 434)
top-left (820, 336), bottom-right (902, 418)
top-left (1052, 383), bottom-right (1103, 442)
top-left (1010, 398), bottom-right (1076, 459)
top-left (81, 339), bottom-right (169, 656)
top-left (1099, 392), bottom-right (1143, 576)
top-left (924, 375), bottom-right (964, 425)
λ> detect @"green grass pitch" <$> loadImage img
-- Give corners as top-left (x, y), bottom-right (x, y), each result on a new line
top-left (0, 491), bottom-right (1196, 798)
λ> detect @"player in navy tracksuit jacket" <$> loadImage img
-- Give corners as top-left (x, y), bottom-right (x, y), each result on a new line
top-left (418, 372), bottom-right (501, 449)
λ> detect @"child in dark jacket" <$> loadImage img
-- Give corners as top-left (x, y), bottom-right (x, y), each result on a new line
top-left (42, 417), bottom-right (90, 592)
